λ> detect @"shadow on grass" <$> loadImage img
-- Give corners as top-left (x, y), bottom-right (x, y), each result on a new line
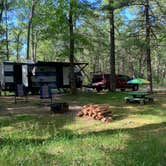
top-left (19, 121), bottom-right (165, 166)
top-left (0, 110), bottom-right (165, 166)
top-left (0, 97), bottom-right (76, 130)
top-left (0, 137), bottom-right (46, 147)
top-left (0, 93), bottom-right (165, 165)
top-left (111, 99), bottom-right (166, 121)
top-left (77, 122), bottom-right (166, 165)
top-left (0, 112), bottom-right (75, 129)
top-left (82, 121), bottom-right (166, 137)
top-left (2, 121), bottom-right (165, 144)
top-left (0, 114), bottom-right (40, 128)
top-left (0, 104), bottom-right (5, 112)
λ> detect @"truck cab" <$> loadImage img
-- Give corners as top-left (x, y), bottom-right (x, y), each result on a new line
top-left (92, 73), bottom-right (139, 92)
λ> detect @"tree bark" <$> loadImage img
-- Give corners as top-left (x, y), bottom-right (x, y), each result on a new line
top-left (0, 0), bottom-right (4, 23)
top-left (16, 35), bottom-right (20, 62)
top-left (5, 0), bottom-right (9, 60)
top-left (138, 51), bottom-right (144, 78)
top-left (109, 7), bottom-right (116, 91)
top-left (31, 23), bottom-right (35, 62)
top-left (34, 32), bottom-right (38, 62)
top-left (26, 0), bottom-right (36, 60)
top-left (13, 29), bottom-right (22, 62)
top-left (145, 0), bottom-right (153, 92)
top-left (32, 30), bottom-right (38, 62)
top-left (69, 0), bottom-right (76, 94)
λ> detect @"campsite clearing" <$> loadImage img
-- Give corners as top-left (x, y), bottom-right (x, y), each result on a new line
top-left (0, 92), bottom-right (166, 166)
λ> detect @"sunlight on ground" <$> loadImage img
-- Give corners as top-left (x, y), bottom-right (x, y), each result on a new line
top-left (7, 106), bottom-right (37, 111)
top-left (0, 93), bottom-right (165, 165)
top-left (0, 126), bottom-right (15, 132)
top-left (1, 95), bottom-right (165, 133)
top-left (47, 146), bottom-right (66, 155)
top-left (162, 104), bottom-right (166, 108)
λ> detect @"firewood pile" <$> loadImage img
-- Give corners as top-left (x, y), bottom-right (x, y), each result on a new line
top-left (77, 104), bottom-right (112, 123)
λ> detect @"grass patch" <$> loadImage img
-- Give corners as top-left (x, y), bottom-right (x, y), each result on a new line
top-left (0, 92), bottom-right (166, 165)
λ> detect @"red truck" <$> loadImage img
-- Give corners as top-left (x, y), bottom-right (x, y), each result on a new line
top-left (92, 74), bottom-right (139, 92)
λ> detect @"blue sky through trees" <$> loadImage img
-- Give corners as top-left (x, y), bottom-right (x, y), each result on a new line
top-left (5, 0), bottom-right (136, 59)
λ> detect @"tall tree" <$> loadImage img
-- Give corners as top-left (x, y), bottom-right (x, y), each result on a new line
top-left (0, 0), bottom-right (4, 61)
top-left (109, 5), bottom-right (116, 91)
top-left (145, 0), bottom-right (152, 91)
top-left (69, 0), bottom-right (76, 94)
top-left (12, 27), bottom-right (23, 61)
top-left (26, 0), bottom-right (37, 60)
top-left (0, 0), bottom-right (4, 22)
top-left (4, 0), bottom-right (9, 60)
top-left (105, 0), bottom-right (133, 91)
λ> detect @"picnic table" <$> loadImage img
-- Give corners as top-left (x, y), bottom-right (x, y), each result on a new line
top-left (125, 91), bottom-right (154, 104)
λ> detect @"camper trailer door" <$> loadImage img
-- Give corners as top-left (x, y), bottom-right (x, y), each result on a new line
top-left (63, 67), bottom-right (70, 86)
top-left (22, 65), bottom-right (28, 87)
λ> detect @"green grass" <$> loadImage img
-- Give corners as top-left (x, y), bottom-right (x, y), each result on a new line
top-left (0, 92), bottom-right (166, 166)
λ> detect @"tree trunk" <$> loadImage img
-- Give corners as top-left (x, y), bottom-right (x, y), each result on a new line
top-left (5, 0), bottom-right (9, 60)
top-left (94, 54), bottom-right (100, 73)
top-left (16, 32), bottom-right (21, 62)
top-left (26, 0), bottom-right (36, 60)
top-left (138, 50), bottom-right (145, 78)
top-left (34, 39), bottom-right (37, 62)
top-left (145, 0), bottom-right (153, 92)
top-left (0, 0), bottom-right (4, 23)
top-left (129, 61), bottom-right (136, 77)
top-left (69, 0), bottom-right (76, 94)
top-left (109, 8), bottom-right (116, 91)
top-left (122, 54), bottom-right (125, 74)
top-left (27, 19), bottom-right (31, 60)
top-left (34, 31), bottom-right (38, 62)
top-left (156, 60), bottom-right (160, 84)
top-left (31, 23), bottom-right (35, 62)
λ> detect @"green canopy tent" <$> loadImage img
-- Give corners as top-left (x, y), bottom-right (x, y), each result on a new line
top-left (127, 78), bottom-right (150, 85)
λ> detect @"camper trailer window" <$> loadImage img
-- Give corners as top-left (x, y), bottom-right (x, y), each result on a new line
top-left (4, 65), bottom-right (13, 72)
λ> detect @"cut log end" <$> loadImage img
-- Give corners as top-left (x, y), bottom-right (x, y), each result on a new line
top-left (77, 111), bottom-right (84, 117)
top-left (78, 104), bottom-right (113, 123)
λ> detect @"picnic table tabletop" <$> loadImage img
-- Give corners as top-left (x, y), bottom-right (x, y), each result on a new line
top-left (128, 91), bottom-right (150, 96)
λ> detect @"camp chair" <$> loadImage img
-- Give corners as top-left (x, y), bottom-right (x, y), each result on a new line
top-left (40, 85), bottom-right (52, 105)
top-left (15, 84), bottom-right (28, 104)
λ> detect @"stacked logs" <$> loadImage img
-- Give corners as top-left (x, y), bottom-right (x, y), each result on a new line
top-left (77, 104), bottom-right (112, 123)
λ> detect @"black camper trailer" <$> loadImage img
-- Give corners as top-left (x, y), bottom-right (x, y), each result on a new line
top-left (0, 61), bottom-right (30, 92)
top-left (0, 61), bottom-right (87, 94)
top-left (29, 61), bottom-right (87, 93)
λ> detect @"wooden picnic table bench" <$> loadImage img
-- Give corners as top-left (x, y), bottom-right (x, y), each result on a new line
top-left (125, 97), bottom-right (146, 104)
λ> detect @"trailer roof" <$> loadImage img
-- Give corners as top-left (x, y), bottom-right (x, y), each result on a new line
top-left (36, 61), bottom-right (88, 66)
top-left (2, 61), bottom-right (88, 66)
top-left (2, 61), bottom-right (34, 65)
